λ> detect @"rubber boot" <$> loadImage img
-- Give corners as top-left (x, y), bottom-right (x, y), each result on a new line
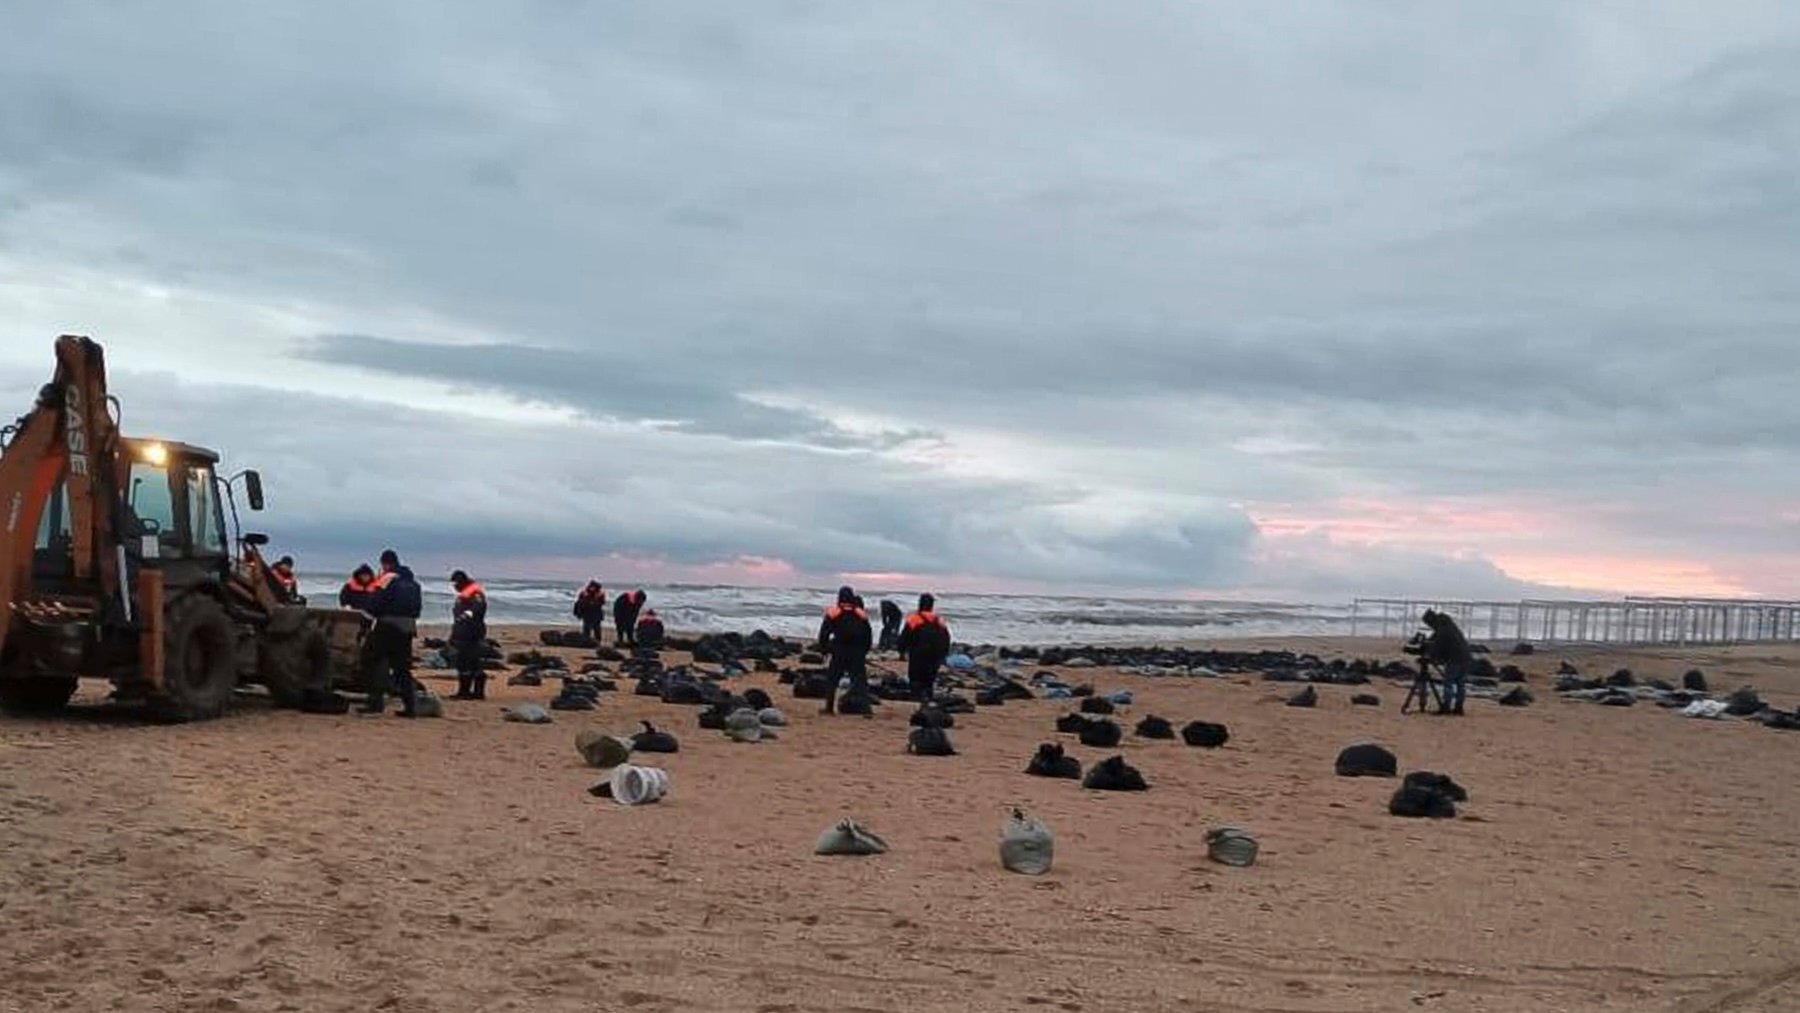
top-left (472, 674), bottom-right (487, 701)
top-left (455, 674), bottom-right (473, 700)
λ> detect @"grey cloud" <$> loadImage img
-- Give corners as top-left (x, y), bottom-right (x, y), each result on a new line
top-left (4, 4), bottom-right (1800, 596)
top-left (301, 334), bottom-right (937, 449)
top-left (14, 364), bottom-right (1254, 590)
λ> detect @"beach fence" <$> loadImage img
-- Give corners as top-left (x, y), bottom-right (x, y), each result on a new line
top-left (1350, 596), bottom-right (1800, 646)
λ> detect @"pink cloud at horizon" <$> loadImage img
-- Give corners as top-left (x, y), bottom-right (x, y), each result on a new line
top-left (1249, 497), bottom-right (1794, 599)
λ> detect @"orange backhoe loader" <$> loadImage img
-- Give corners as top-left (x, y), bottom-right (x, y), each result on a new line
top-left (0, 335), bottom-right (368, 719)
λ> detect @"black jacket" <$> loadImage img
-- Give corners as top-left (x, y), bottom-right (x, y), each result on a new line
top-left (1425, 615), bottom-right (1473, 667)
top-left (635, 612), bottom-right (666, 647)
top-left (338, 579), bottom-right (377, 612)
top-left (817, 605), bottom-right (873, 660)
top-left (896, 611), bottom-right (952, 674)
top-left (452, 584), bottom-right (488, 644)
top-left (574, 589), bottom-right (607, 621)
top-left (367, 566), bottom-right (423, 622)
top-left (614, 594), bottom-right (642, 627)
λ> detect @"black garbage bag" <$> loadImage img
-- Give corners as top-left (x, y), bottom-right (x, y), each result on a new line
top-left (1082, 755), bottom-right (1148, 792)
top-left (1025, 742), bottom-right (1081, 779)
top-left (1403, 770), bottom-right (1468, 802)
top-left (910, 704), bottom-right (955, 729)
top-left (1134, 715), bottom-right (1175, 740)
top-left (1078, 718), bottom-right (1122, 748)
top-left (1334, 743), bottom-right (1398, 778)
top-left (907, 727), bottom-right (957, 756)
top-left (631, 721), bottom-right (680, 754)
top-left (1181, 721), bottom-right (1230, 748)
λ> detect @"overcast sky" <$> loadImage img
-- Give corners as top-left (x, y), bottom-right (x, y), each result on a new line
top-left (4, 1), bottom-right (1798, 600)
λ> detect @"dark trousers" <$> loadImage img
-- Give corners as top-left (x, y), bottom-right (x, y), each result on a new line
top-left (581, 616), bottom-right (604, 642)
top-left (615, 618), bottom-right (634, 647)
top-left (362, 623), bottom-right (417, 714)
top-left (823, 653), bottom-right (870, 712)
top-left (453, 639), bottom-right (486, 700)
top-left (910, 662), bottom-right (938, 703)
top-left (1441, 660), bottom-right (1469, 713)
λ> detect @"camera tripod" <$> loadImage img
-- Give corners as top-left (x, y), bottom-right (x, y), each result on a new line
top-left (1401, 657), bottom-right (1446, 715)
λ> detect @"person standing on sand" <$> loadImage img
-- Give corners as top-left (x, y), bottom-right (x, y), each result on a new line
top-left (896, 593), bottom-right (952, 704)
top-left (615, 589), bottom-right (645, 647)
top-left (573, 581), bottom-right (607, 642)
top-left (877, 599), bottom-right (903, 651)
top-left (817, 586), bottom-right (873, 715)
top-left (359, 549), bottom-right (422, 717)
top-left (1422, 608), bottom-right (1473, 716)
top-left (450, 570), bottom-right (489, 700)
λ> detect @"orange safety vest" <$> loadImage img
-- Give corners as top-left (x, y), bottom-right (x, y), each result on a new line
top-left (826, 604), bottom-right (869, 622)
top-left (457, 582), bottom-right (486, 601)
top-left (370, 570), bottom-right (397, 590)
top-left (904, 610), bottom-right (943, 631)
top-left (343, 576), bottom-right (375, 594)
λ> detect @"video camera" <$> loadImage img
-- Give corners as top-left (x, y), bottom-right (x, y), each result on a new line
top-left (1400, 631), bottom-right (1429, 657)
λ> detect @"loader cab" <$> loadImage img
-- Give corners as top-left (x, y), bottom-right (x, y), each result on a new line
top-left (121, 439), bottom-right (232, 590)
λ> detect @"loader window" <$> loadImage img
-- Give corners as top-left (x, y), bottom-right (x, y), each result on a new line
top-left (127, 462), bottom-right (177, 553)
top-left (34, 481), bottom-right (71, 549)
top-left (185, 468), bottom-right (227, 556)
top-left (32, 481), bottom-right (72, 581)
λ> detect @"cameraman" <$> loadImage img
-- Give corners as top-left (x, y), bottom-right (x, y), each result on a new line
top-left (1421, 609), bottom-right (1473, 715)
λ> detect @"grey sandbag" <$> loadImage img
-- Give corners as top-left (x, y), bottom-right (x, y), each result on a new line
top-left (1206, 826), bottom-right (1258, 867)
top-left (725, 708), bottom-right (764, 742)
top-left (503, 703), bottom-right (552, 724)
top-left (815, 820), bottom-right (889, 856)
top-left (412, 690), bottom-right (444, 719)
top-left (999, 809), bottom-right (1054, 875)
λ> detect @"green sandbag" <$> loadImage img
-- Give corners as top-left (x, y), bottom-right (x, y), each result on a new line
top-left (575, 729), bottom-right (632, 768)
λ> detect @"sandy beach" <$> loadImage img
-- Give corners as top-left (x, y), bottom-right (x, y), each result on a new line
top-left (3, 632), bottom-right (1798, 1013)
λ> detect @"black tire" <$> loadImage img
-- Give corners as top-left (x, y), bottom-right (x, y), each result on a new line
top-left (0, 677), bottom-right (79, 713)
top-left (259, 629), bottom-right (330, 708)
top-left (151, 595), bottom-right (240, 722)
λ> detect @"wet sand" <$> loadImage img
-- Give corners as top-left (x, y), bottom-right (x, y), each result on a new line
top-left (2, 633), bottom-right (1798, 1012)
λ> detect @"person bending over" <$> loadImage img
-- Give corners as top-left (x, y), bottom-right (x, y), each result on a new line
top-left (877, 599), bottom-right (903, 652)
top-left (1422, 608), bottom-right (1474, 716)
top-left (635, 607), bottom-right (666, 650)
top-left (615, 590), bottom-right (645, 647)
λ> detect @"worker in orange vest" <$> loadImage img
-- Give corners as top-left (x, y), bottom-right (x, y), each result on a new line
top-left (896, 593), bottom-right (952, 703)
top-left (271, 555), bottom-right (301, 603)
top-left (450, 569), bottom-right (489, 700)
top-left (816, 586), bottom-right (873, 715)
top-left (338, 564), bottom-right (378, 610)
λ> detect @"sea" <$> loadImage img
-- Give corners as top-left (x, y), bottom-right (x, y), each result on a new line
top-left (294, 576), bottom-right (1356, 646)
